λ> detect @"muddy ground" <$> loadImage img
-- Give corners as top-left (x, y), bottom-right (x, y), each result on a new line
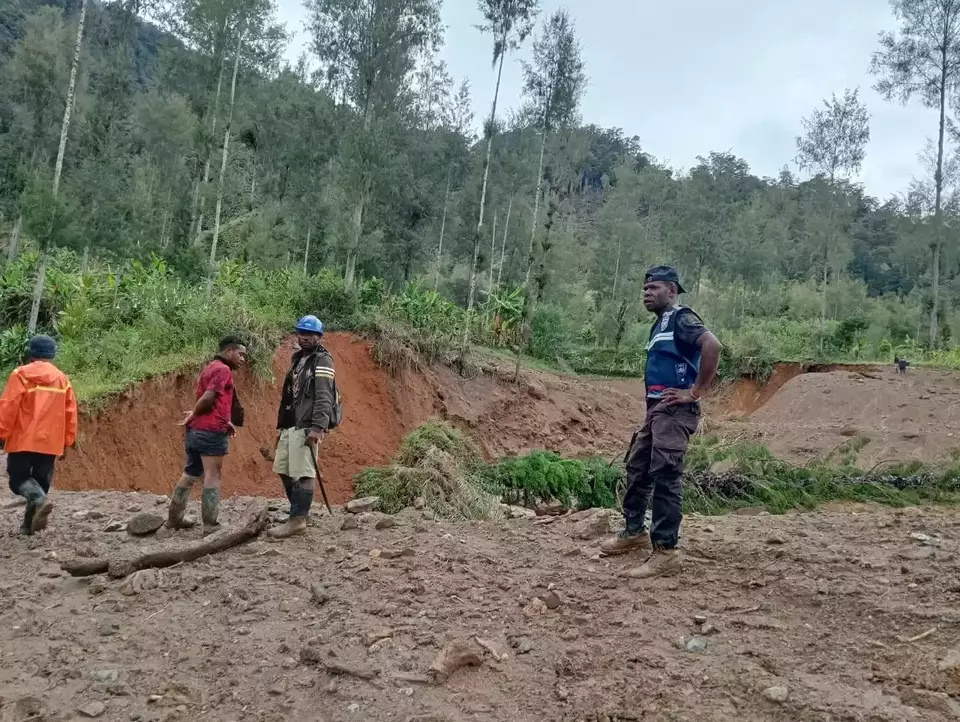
top-left (3, 491), bottom-right (960, 722)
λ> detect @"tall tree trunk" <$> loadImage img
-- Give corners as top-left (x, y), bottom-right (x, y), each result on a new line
top-left (249, 172), bottom-right (256, 209)
top-left (303, 226), bottom-right (311, 274)
top-left (434, 165), bottom-right (452, 289)
top-left (29, 0), bottom-right (86, 334)
top-left (525, 129), bottom-right (548, 288)
top-left (461, 40), bottom-right (507, 352)
top-left (820, 245), bottom-right (829, 352)
top-left (497, 196), bottom-right (512, 290)
top-left (487, 209), bottom-right (498, 296)
top-left (931, 41), bottom-right (949, 348)
top-left (81, 244), bottom-right (90, 273)
top-left (344, 109), bottom-right (373, 289)
top-left (612, 236), bottom-right (622, 300)
top-left (193, 50), bottom-right (227, 246)
top-left (206, 31), bottom-right (242, 295)
top-left (7, 214), bottom-right (22, 264)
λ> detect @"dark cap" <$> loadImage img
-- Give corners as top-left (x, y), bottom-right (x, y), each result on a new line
top-left (28, 334), bottom-right (56, 360)
top-left (644, 265), bottom-right (685, 294)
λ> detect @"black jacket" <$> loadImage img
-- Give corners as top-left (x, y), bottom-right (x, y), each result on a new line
top-left (276, 346), bottom-right (336, 431)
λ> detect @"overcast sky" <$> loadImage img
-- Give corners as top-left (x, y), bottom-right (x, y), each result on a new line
top-left (274, 0), bottom-right (937, 200)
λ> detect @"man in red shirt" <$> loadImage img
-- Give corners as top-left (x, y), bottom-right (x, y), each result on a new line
top-left (167, 336), bottom-right (246, 533)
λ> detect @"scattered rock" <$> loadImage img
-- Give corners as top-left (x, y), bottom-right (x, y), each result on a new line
top-left (560, 629), bottom-right (580, 642)
top-left (310, 583), bottom-right (330, 606)
top-left (523, 597), bottom-right (548, 617)
top-left (526, 380), bottom-right (547, 400)
top-left (429, 638), bottom-right (485, 682)
top-left (340, 515), bottom-right (359, 530)
top-left (509, 636), bottom-right (533, 654)
top-left (700, 623), bottom-right (720, 635)
top-left (572, 511), bottom-right (613, 541)
top-left (87, 579), bottom-right (107, 596)
top-left (279, 599), bottom-right (292, 613)
top-left (475, 637), bottom-right (509, 661)
top-left (503, 505), bottom-right (537, 520)
top-left (375, 517), bottom-right (396, 530)
top-left (381, 549), bottom-right (403, 559)
top-left (534, 501), bottom-right (565, 516)
top-left (347, 703), bottom-right (361, 713)
top-left (703, 525), bottom-right (716, 533)
top-left (363, 627), bottom-right (393, 647)
top-left (684, 636), bottom-right (707, 653)
top-left (902, 688), bottom-right (960, 716)
top-left (762, 686), bottom-right (789, 704)
top-left (90, 670), bottom-right (119, 684)
top-left (103, 520), bottom-right (126, 533)
top-left (938, 646), bottom-right (960, 673)
top-left (413, 497), bottom-right (426, 510)
top-left (269, 680), bottom-right (286, 695)
top-left (693, 615), bottom-right (708, 625)
top-left (909, 532), bottom-right (932, 543)
top-left (155, 496), bottom-right (169, 505)
top-left (77, 700), bottom-right (107, 718)
top-left (118, 568), bottom-right (162, 596)
top-left (898, 547), bottom-right (936, 561)
top-left (126, 513), bottom-right (165, 537)
top-left (765, 534), bottom-right (786, 545)
top-left (42, 550), bottom-right (58, 562)
top-left (98, 622), bottom-right (119, 637)
top-left (539, 591), bottom-right (562, 610)
top-left (73, 510), bottom-right (106, 521)
top-left (346, 497), bottom-right (380, 514)
top-left (127, 504), bottom-right (142, 513)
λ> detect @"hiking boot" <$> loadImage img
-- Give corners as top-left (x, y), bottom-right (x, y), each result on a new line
top-left (600, 530), bottom-right (652, 557)
top-left (623, 548), bottom-right (682, 579)
top-left (168, 514), bottom-right (198, 530)
top-left (31, 499), bottom-right (54, 533)
top-left (267, 516), bottom-right (308, 539)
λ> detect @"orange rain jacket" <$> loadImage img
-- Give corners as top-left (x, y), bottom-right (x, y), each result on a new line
top-left (0, 360), bottom-right (78, 455)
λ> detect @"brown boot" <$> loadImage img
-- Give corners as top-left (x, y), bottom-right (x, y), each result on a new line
top-left (623, 548), bottom-right (682, 579)
top-left (31, 498), bottom-right (54, 533)
top-left (600, 530), bottom-right (652, 557)
top-left (267, 516), bottom-right (308, 539)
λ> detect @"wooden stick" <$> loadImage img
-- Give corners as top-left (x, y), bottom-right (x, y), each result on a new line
top-left (60, 502), bottom-right (269, 579)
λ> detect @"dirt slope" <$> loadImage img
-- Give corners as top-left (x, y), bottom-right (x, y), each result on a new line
top-left (716, 365), bottom-right (960, 467)
top-left (3, 492), bottom-right (960, 721)
top-left (55, 336), bottom-right (649, 503)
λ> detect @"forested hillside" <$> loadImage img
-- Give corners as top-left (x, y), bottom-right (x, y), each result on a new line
top-left (2, 0), bottom-right (960, 387)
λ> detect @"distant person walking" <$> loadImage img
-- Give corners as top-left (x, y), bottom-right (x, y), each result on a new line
top-left (601, 266), bottom-right (722, 578)
top-left (0, 335), bottom-right (77, 535)
top-left (269, 315), bottom-right (340, 539)
top-left (167, 336), bottom-right (247, 533)
top-left (894, 356), bottom-right (908, 375)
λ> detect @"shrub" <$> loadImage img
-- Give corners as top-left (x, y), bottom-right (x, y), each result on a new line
top-left (530, 305), bottom-right (573, 362)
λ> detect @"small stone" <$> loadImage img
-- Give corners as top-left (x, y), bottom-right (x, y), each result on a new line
top-left (509, 636), bottom-right (533, 654)
top-left (381, 549), bottom-right (403, 559)
top-left (363, 627), bottom-right (393, 647)
top-left (684, 636), bottom-right (707, 653)
top-left (77, 701), bottom-right (107, 718)
top-left (310, 583), bottom-right (330, 606)
top-left (540, 591), bottom-right (562, 610)
top-left (413, 497), bottom-right (426, 510)
top-left (693, 615), bottom-right (708, 625)
top-left (155, 496), bottom-right (168, 505)
top-left (88, 580), bottom-right (107, 596)
top-left (400, 687), bottom-right (414, 697)
top-left (147, 695), bottom-right (162, 704)
top-left (346, 497), bottom-right (380, 514)
top-left (523, 597), bottom-right (548, 617)
top-left (910, 532), bottom-right (932, 543)
top-left (766, 534), bottom-right (786, 545)
top-left (98, 622), bottom-right (119, 637)
top-left (429, 638), bottom-right (484, 681)
top-left (375, 517), bottom-right (396, 530)
top-left (42, 550), bottom-right (58, 562)
top-left (91, 670), bottom-right (119, 683)
top-left (340, 516), bottom-right (359, 531)
top-left (103, 520), bottom-right (126, 533)
top-left (700, 624), bottom-right (719, 635)
top-left (762, 686), bottom-right (789, 704)
top-left (126, 513), bottom-right (165, 537)
top-left (560, 629), bottom-right (580, 642)
top-left (269, 681), bottom-right (286, 695)
top-left (279, 600), bottom-right (292, 613)
top-left (556, 685), bottom-right (569, 701)
top-left (369, 549), bottom-right (382, 558)
top-left (127, 505), bottom-right (142, 513)
top-left (703, 525), bottom-right (716, 533)
top-left (422, 509), bottom-right (436, 521)
top-left (347, 703), bottom-right (361, 713)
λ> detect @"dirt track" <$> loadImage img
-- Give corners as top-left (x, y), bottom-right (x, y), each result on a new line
top-left (3, 491), bottom-right (960, 722)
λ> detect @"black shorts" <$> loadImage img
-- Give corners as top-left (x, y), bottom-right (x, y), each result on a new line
top-left (184, 428), bottom-right (229, 478)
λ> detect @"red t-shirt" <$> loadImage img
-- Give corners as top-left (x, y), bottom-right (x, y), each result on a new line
top-left (187, 359), bottom-right (234, 434)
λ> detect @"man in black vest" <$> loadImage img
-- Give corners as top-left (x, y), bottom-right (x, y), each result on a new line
top-left (601, 266), bottom-right (722, 579)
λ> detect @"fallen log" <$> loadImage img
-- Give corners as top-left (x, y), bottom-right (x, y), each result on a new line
top-left (61, 501), bottom-right (269, 578)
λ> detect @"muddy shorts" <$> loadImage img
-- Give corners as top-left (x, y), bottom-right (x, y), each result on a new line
top-left (622, 402), bottom-right (700, 548)
top-left (184, 428), bottom-right (229, 477)
top-left (273, 428), bottom-right (318, 480)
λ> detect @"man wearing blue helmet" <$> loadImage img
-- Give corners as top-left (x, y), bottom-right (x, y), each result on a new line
top-left (268, 315), bottom-right (338, 538)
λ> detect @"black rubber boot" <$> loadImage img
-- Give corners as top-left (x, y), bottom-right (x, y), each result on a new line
top-left (19, 479), bottom-right (47, 535)
top-left (201, 487), bottom-right (220, 533)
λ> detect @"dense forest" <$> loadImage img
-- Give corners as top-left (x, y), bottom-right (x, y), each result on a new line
top-left (3, 0), bottom-right (960, 388)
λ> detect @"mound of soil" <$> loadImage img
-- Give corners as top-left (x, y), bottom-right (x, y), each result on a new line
top-left (731, 365), bottom-right (960, 466)
top-left (2, 490), bottom-right (959, 721)
top-left (55, 336), bottom-right (651, 502)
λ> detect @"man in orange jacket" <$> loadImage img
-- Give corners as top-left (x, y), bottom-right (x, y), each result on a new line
top-left (0, 335), bottom-right (77, 535)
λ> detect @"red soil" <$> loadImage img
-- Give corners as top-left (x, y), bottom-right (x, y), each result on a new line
top-left (55, 333), bottom-right (434, 504)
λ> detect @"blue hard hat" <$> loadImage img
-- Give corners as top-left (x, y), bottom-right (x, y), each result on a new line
top-left (295, 315), bottom-right (324, 335)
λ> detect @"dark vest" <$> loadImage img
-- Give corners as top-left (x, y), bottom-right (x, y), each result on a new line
top-left (645, 305), bottom-right (702, 399)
